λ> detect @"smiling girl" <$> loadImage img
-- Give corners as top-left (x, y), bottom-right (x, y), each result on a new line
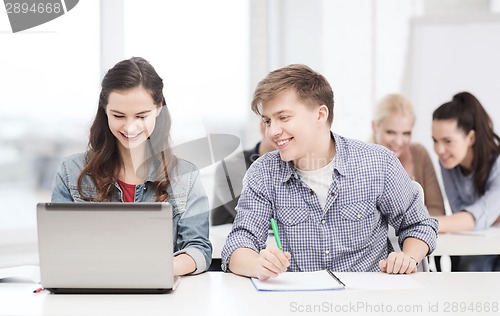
top-left (432, 91), bottom-right (500, 271)
top-left (51, 57), bottom-right (212, 276)
top-left (372, 94), bottom-right (445, 216)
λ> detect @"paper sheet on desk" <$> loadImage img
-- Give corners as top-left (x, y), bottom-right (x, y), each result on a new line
top-left (335, 273), bottom-right (424, 290)
top-left (0, 265), bottom-right (40, 283)
top-left (251, 271), bottom-right (345, 291)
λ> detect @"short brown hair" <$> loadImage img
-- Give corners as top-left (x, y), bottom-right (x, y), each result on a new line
top-left (251, 64), bottom-right (334, 125)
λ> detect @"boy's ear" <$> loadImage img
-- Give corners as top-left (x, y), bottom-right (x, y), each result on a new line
top-left (317, 105), bottom-right (329, 122)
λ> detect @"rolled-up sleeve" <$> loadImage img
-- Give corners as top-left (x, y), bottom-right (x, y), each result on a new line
top-left (380, 155), bottom-right (439, 255)
top-left (221, 161), bottom-right (271, 272)
top-left (175, 167), bottom-right (212, 274)
top-left (465, 159), bottom-right (500, 230)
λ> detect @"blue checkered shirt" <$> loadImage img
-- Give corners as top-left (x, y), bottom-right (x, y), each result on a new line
top-left (221, 133), bottom-right (438, 272)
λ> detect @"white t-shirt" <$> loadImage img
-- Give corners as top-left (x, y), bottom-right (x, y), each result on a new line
top-left (296, 158), bottom-right (335, 209)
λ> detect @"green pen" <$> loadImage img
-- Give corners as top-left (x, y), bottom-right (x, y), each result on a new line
top-left (270, 218), bottom-right (283, 251)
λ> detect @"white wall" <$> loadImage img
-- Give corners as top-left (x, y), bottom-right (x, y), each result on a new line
top-left (245, 0), bottom-right (425, 144)
top-left (404, 15), bottom-right (500, 180)
top-left (123, 0), bottom-right (250, 147)
top-left (247, 0), bottom-right (498, 149)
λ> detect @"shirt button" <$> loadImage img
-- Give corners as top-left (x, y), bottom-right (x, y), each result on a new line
top-left (321, 219), bottom-right (326, 224)
top-left (330, 192), bottom-right (335, 196)
top-left (356, 214), bottom-right (361, 219)
top-left (310, 189), bottom-right (314, 195)
top-left (288, 219), bottom-right (293, 225)
top-left (325, 250), bottom-right (330, 254)
top-left (143, 186), bottom-right (147, 191)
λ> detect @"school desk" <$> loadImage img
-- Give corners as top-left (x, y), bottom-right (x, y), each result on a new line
top-left (429, 227), bottom-right (500, 272)
top-left (433, 226), bottom-right (500, 256)
top-left (1, 272), bottom-right (499, 316)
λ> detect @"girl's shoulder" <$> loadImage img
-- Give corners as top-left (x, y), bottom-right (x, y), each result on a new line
top-left (58, 152), bottom-right (87, 172)
top-left (173, 157), bottom-right (198, 172)
top-left (169, 157), bottom-right (200, 181)
top-left (410, 143), bottom-right (430, 155)
top-left (490, 154), bottom-right (500, 175)
top-left (409, 143), bottom-right (433, 161)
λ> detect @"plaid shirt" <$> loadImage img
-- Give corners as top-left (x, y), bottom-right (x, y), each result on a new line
top-left (221, 133), bottom-right (438, 272)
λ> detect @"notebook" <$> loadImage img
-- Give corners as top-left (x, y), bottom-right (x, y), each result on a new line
top-left (36, 202), bottom-right (178, 294)
top-left (251, 270), bottom-right (346, 292)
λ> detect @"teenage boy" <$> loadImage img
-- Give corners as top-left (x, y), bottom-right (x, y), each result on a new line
top-left (221, 64), bottom-right (438, 280)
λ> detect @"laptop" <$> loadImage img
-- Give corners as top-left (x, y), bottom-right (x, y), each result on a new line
top-left (36, 202), bottom-right (179, 294)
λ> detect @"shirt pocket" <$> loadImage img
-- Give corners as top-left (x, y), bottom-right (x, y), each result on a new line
top-left (69, 186), bottom-right (97, 202)
top-left (168, 191), bottom-right (187, 218)
top-left (336, 200), bottom-right (378, 251)
top-left (275, 206), bottom-right (309, 226)
top-left (274, 207), bottom-right (313, 266)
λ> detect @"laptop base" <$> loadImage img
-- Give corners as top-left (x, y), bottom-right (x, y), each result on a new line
top-left (46, 276), bottom-right (180, 294)
top-left (46, 288), bottom-right (172, 294)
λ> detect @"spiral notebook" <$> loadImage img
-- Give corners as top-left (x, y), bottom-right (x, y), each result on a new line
top-left (251, 270), bottom-right (345, 292)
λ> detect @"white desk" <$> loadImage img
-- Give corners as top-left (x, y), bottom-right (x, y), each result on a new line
top-left (433, 227), bottom-right (500, 256)
top-left (430, 227), bottom-right (500, 272)
top-left (1, 272), bottom-right (500, 316)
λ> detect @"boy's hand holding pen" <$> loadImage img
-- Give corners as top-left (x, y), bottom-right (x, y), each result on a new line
top-left (253, 218), bottom-right (291, 281)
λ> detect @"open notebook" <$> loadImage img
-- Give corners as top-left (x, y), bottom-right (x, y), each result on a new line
top-left (251, 270), bottom-right (345, 292)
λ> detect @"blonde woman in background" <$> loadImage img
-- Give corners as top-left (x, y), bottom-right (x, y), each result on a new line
top-left (372, 94), bottom-right (445, 216)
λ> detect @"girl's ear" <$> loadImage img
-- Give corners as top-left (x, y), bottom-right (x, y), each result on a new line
top-left (317, 104), bottom-right (329, 123)
top-left (467, 129), bottom-right (476, 146)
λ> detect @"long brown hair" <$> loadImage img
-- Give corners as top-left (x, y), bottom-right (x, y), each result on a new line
top-left (78, 57), bottom-right (174, 201)
top-left (433, 92), bottom-right (500, 195)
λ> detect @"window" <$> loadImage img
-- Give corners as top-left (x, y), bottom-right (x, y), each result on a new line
top-left (123, 0), bottom-right (250, 145)
top-left (0, 1), bottom-right (100, 267)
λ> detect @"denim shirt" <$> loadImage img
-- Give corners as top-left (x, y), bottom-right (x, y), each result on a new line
top-left (51, 152), bottom-right (212, 274)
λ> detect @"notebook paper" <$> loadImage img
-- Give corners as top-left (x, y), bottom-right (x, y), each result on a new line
top-left (251, 270), bottom-right (345, 292)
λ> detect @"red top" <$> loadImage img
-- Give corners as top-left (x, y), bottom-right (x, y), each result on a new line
top-left (117, 179), bottom-right (136, 202)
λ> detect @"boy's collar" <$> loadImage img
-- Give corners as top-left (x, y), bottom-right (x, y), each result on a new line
top-left (330, 133), bottom-right (346, 177)
top-left (279, 132), bottom-right (346, 183)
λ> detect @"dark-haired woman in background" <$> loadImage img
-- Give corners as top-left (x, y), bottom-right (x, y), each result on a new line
top-left (432, 91), bottom-right (500, 271)
top-left (51, 57), bottom-right (212, 275)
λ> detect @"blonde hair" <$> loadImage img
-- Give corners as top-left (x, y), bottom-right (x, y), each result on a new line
top-left (374, 94), bottom-right (415, 124)
top-left (372, 94), bottom-right (415, 142)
